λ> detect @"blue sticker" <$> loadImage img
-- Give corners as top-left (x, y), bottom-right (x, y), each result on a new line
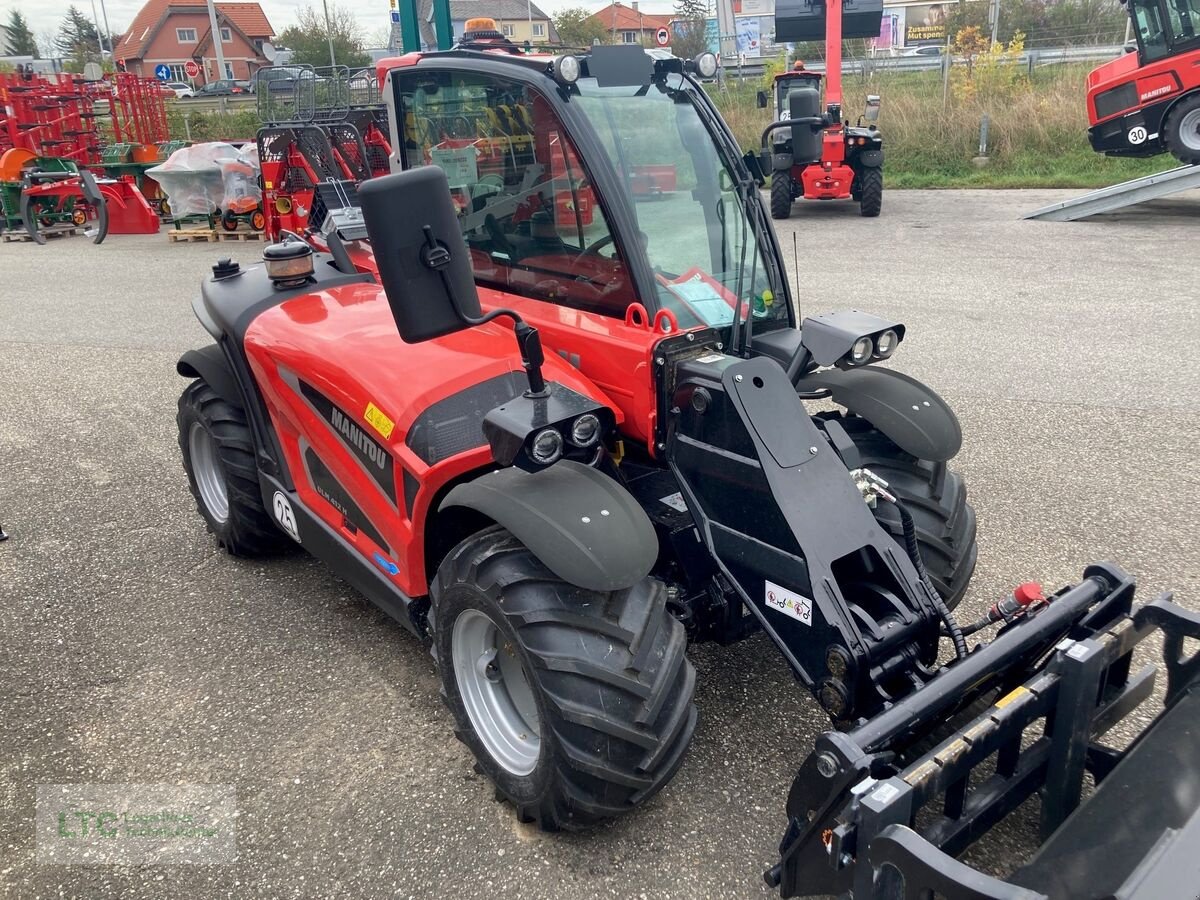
top-left (372, 552), bottom-right (400, 576)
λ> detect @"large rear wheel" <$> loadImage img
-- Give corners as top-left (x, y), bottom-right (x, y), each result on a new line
top-left (432, 527), bottom-right (698, 830)
top-left (858, 167), bottom-right (883, 218)
top-left (177, 380), bottom-right (291, 556)
top-left (1163, 94), bottom-right (1200, 166)
top-left (838, 416), bottom-right (977, 608)
top-left (770, 173), bottom-right (794, 219)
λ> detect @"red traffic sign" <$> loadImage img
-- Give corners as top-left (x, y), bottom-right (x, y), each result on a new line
top-left (184, 60), bottom-right (200, 79)
top-left (656, 27), bottom-right (670, 46)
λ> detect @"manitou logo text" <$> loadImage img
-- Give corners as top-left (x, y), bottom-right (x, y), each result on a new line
top-left (331, 407), bottom-right (387, 470)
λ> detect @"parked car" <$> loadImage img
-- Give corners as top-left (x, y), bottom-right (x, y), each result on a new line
top-left (195, 80), bottom-right (249, 97)
top-left (163, 81), bottom-right (195, 99)
top-left (902, 45), bottom-right (945, 57)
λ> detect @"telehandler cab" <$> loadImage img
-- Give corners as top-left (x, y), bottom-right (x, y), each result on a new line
top-left (175, 34), bottom-right (1200, 899)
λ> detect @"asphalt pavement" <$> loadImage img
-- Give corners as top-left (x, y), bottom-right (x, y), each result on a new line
top-left (2, 189), bottom-right (1198, 899)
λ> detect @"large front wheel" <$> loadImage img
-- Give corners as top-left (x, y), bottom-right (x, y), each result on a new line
top-left (432, 527), bottom-right (697, 830)
top-left (838, 417), bottom-right (977, 609)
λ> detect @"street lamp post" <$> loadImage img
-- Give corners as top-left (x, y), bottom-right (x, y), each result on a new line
top-left (323, 0), bottom-right (338, 67)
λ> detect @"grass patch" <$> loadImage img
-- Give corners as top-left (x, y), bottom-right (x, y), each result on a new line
top-left (710, 64), bottom-right (1169, 189)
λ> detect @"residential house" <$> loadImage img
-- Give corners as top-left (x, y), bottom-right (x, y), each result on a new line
top-left (114, 0), bottom-right (274, 85)
top-left (585, 2), bottom-right (673, 46)
top-left (416, 0), bottom-right (558, 50)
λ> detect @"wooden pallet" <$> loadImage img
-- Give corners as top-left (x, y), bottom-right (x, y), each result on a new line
top-left (214, 229), bottom-right (266, 242)
top-left (167, 228), bottom-right (219, 243)
top-left (2, 226), bottom-right (80, 243)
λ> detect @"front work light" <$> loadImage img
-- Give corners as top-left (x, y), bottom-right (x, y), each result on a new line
top-left (530, 428), bottom-right (564, 465)
top-left (875, 329), bottom-right (899, 358)
top-left (849, 336), bottom-right (873, 365)
top-left (570, 413), bottom-right (601, 447)
top-left (695, 52), bottom-right (718, 78)
top-left (551, 55), bottom-right (580, 85)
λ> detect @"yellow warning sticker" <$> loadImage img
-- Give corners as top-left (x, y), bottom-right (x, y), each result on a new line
top-left (363, 402), bottom-right (395, 440)
top-left (994, 686), bottom-right (1030, 709)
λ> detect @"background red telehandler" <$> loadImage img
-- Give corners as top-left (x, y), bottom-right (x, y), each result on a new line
top-left (763, 0), bottom-right (886, 217)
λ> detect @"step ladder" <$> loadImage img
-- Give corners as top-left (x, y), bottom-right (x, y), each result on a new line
top-left (1024, 163), bottom-right (1200, 221)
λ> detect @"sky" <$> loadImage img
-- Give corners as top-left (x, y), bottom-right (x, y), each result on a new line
top-left (3, 0), bottom-right (679, 51)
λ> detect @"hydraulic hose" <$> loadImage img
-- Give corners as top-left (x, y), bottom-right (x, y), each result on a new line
top-left (893, 499), bottom-right (969, 661)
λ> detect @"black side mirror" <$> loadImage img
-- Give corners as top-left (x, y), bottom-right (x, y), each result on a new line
top-left (756, 90), bottom-right (769, 109)
top-left (789, 87), bottom-right (823, 164)
top-left (358, 166), bottom-right (481, 344)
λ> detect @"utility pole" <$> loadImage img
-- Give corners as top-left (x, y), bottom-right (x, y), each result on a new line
top-left (322, 0), bottom-right (338, 67)
top-left (98, 0), bottom-right (114, 55)
top-left (989, 0), bottom-right (1000, 44)
top-left (527, 0), bottom-right (533, 44)
top-left (89, 0), bottom-right (106, 58)
top-left (205, 0), bottom-right (228, 81)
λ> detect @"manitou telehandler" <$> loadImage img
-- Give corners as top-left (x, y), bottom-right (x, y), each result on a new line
top-left (173, 29), bottom-right (1200, 899)
top-left (762, 0), bottom-right (886, 218)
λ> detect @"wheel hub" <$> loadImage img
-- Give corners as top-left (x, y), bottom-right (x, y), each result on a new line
top-left (188, 421), bottom-right (229, 523)
top-left (452, 608), bottom-right (541, 775)
top-left (1181, 109), bottom-right (1200, 152)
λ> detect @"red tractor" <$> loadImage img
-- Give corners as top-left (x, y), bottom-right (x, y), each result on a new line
top-left (1086, 0), bottom-right (1200, 163)
top-left (762, 0), bottom-right (885, 218)
top-left (173, 35), bottom-right (1200, 899)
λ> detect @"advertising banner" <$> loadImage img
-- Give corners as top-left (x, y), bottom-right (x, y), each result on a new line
top-left (903, 2), bottom-right (950, 45)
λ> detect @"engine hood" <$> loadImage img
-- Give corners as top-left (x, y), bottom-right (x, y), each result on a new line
top-left (243, 280), bottom-right (621, 467)
top-left (1088, 51), bottom-right (1139, 91)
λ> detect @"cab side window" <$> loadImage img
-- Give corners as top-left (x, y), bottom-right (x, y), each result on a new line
top-left (397, 71), bottom-right (636, 318)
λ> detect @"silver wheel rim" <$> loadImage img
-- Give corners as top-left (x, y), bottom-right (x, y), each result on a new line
top-left (451, 608), bottom-right (541, 775)
top-left (1181, 109), bottom-right (1200, 152)
top-left (188, 421), bottom-right (229, 524)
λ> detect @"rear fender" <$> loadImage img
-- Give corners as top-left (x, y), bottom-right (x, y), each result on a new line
top-left (177, 344), bottom-right (242, 408)
top-left (440, 460), bottom-right (657, 593)
top-left (798, 366), bottom-right (961, 462)
top-left (855, 148), bottom-right (883, 168)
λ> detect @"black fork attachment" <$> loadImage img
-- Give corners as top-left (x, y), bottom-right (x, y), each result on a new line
top-left (661, 344), bottom-right (1200, 899)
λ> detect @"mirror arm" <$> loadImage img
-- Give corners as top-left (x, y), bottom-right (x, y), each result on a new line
top-left (421, 226), bottom-right (549, 398)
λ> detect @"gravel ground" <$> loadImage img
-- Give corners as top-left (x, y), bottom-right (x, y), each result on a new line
top-left (1, 188), bottom-right (1198, 899)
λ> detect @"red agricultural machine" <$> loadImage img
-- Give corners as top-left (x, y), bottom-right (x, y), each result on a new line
top-left (1086, 0), bottom-right (1200, 163)
top-left (173, 30), bottom-right (1200, 900)
top-left (255, 66), bottom-right (392, 241)
top-left (762, 0), bottom-right (886, 218)
top-left (0, 69), bottom-right (167, 240)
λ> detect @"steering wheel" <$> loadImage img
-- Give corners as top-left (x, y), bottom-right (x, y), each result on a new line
top-left (484, 213), bottom-right (517, 259)
top-left (576, 234), bottom-right (615, 259)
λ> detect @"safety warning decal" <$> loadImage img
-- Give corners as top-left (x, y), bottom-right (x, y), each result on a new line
top-left (764, 579), bottom-right (812, 626)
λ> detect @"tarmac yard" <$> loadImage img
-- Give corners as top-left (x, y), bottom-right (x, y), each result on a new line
top-left (1, 189), bottom-right (1198, 898)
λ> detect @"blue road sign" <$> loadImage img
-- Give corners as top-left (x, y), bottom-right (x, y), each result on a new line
top-left (390, 11), bottom-right (400, 22)
top-left (154, 64), bottom-right (171, 81)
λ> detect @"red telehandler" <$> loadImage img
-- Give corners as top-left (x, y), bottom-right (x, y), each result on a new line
top-left (1087, 0), bottom-right (1200, 163)
top-left (762, 0), bottom-right (885, 217)
top-left (173, 28), bottom-right (1200, 899)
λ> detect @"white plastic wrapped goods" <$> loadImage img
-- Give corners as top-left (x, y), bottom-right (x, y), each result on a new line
top-left (220, 144), bottom-right (262, 214)
top-left (147, 142), bottom-right (242, 217)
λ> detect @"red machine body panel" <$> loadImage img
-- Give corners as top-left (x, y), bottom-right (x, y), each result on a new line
top-left (242, 281), bottom-right (644, 595)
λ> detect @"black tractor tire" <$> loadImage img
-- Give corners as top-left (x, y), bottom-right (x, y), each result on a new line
top-left (1163, 94), bottom-right (1200, 166)
top-left (858, 167), bottom-right (883, 218)
top-left (770, 174), bottom-right (793, 219)
top-left (840, 417), bottom-right (977, 609)
top-left (432, 527), bottom-right (698, 831)
top-left (177, 379), bottom-right (291, 556)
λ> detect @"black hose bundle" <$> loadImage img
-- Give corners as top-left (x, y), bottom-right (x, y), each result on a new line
top-left (893, 499), bottom-right (969, 661)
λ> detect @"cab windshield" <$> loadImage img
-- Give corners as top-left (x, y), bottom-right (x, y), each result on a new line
top-left (572, 74), bottom-right (788, 332)
top-left (1132, 0), bottom-right (1200, 60)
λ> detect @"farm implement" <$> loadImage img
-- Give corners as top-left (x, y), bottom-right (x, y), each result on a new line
top-left (173, 29), bottom-right (1200, 899)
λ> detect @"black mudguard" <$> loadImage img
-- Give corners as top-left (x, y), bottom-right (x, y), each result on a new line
top-left (177, 344), bottom-right (242, 408)
top-left (440, 460), bottom-right (657, 593)
top-left (798, 366), bottom-right (961, 462)
top-left (857, 148), bottom-right (883, 168)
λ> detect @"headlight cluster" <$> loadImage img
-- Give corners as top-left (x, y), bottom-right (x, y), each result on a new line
top-left (527, 413), bottom-right (602, 466)
top-left (845, 328), bottom-right (900, 366)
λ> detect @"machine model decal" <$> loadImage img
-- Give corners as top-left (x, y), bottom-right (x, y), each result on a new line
top-left (291, 376), bottom-right (399, 506)
top-left (302, 444), bottom-right (392, 555)
top-left (764, 579), bottom-right (812, 626)
top-left (363, 401), bottom-right (396, 439)
top-left (272, 492), bottom-right (301, 542)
